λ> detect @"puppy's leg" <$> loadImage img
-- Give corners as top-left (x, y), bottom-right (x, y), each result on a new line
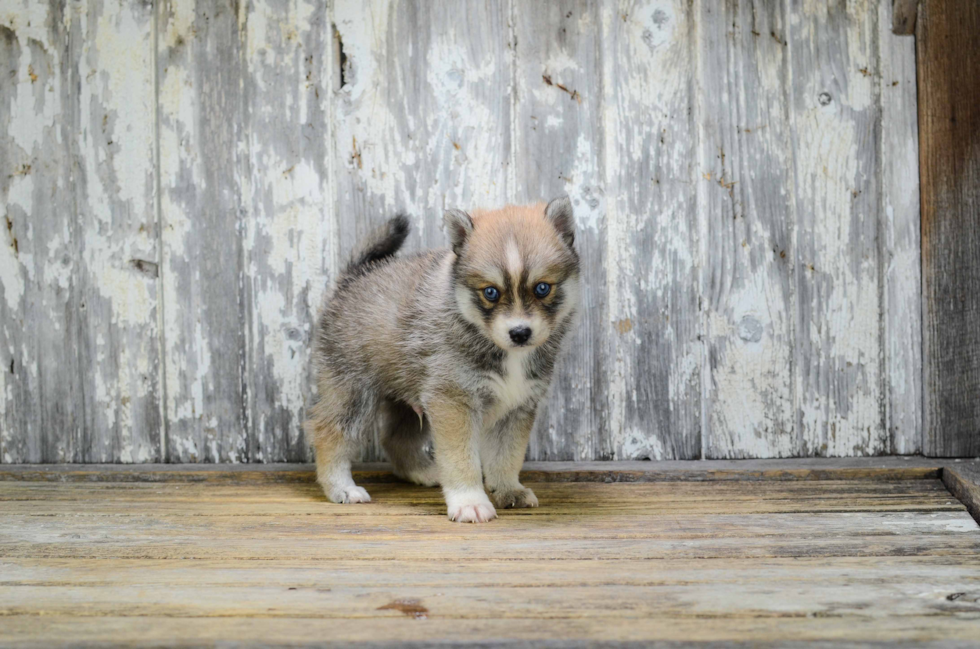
top-left (482, 407), bottom-right (538, 509)
top-left (380, 400), bottom-right (439, 487)
top-left (304, 391), bottom-right (372, 504)
top-left (427, 395), bottom-right (496, 523)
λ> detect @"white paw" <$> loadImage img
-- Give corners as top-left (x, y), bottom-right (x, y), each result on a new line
top-left (446, 491), bottom-right (497, 523)
top-left (328, 485), bottom-right (371, 504)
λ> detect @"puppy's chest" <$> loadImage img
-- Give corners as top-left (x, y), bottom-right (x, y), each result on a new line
top-left (482, 353), bottom-right (546, 423)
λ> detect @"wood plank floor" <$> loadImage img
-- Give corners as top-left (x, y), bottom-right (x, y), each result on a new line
top-left (1, 469), bottom-right (980, 646)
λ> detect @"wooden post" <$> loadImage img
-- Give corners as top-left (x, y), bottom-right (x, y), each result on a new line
top-left (918, 0), bottom-right (980, 456)
top-left (892, 0), bottom-right (918, 35)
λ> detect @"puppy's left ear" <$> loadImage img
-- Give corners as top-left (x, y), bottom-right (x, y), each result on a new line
top-left (545, 195), bottom-right (575, 248)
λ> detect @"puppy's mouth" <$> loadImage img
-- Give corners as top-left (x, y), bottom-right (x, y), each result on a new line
top-left (502, 335), bottom-right (542, 351)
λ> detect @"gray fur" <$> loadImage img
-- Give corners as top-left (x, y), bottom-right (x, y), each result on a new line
top-left (306, 202), bottom-right (580, 521)
top-left (443, 208), bottom-right (474, 255)
top-left (545, 195), bottom-right (575, 247)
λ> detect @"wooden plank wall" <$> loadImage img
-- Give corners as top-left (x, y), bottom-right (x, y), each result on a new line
top-left (0, 0), bottom-right (922, 463)
top-left (918, 0), bottom-right (980, 457)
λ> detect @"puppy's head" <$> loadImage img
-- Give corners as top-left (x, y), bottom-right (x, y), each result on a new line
top-left (446, 197), bottom-right (580, 351)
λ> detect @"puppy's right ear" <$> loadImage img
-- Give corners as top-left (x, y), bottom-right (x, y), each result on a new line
top-left (443, 208), bottom-right (473, 255)
top-left (545, 195), bottom-right (575, 248)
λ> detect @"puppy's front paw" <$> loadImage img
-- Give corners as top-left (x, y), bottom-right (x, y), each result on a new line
top-left (490, 486), bottom-right (538, 509)
top-left (328, 485), bottom-right (372, 504)
top-left (446, 491), bottom-right (497, 523)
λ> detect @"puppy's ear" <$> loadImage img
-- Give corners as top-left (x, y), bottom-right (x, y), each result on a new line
top-left (545, 195), bottom-right (575, 248)
top-left (443, 208), bottom-right (474, 255)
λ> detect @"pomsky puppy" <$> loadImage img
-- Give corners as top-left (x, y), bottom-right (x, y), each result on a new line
top-left (305, 197), bottom-right (580, 523)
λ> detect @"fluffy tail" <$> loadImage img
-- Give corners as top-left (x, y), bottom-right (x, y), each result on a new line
top-left (342, 214), bottom-right (411, 278)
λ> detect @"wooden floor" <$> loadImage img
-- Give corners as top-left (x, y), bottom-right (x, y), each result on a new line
top-left (2, 461), bottom-right (980, 647)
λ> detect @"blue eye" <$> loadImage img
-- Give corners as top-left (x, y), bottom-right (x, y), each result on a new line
top-left (483, 286), bottom-right (500, 302)
top-left (534, 282), bottom-right (551, 298)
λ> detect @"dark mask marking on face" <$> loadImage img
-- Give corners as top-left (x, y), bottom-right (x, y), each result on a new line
top-left (451, 314), bottom-right (504, 374)
top-left (540, 288), bottom-right (565, 319)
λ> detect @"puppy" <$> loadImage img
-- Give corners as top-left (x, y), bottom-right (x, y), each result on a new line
top-left (305, 197), bottom-right (580, 523)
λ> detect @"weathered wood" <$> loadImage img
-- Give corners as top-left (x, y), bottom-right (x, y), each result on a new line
top-left (918, 0), bottom-right (980, 457)
top-left (697, 0), bottom-right (796, 458)
top-left (788, 0), bottom-right (884, 456)
top-left (3, 616), bottom-right (980, 647)
top-left (0, 457), bottom-right (964, 483)
top-left (157, 0), bottom-right (249, 462)
top-left (514, 1), bottom-right (609, 461)
top-left (0, 481), bottom-right (975, 563)
top-left (0, 2), bottom-right (78, 463)
top-left (892, 0), bottom-right (919, 34)
top-left (0, 477), bottom-right (977, 645)
top-left (943, 462), bottom-right (980, 525)
top-left (378, 1), bottom-right (513, 248)
top-left (7, 554), bottom-right (977, 587)
top-left (0, 0), bottom-right (930, 464)
top-left (3, 563), bottom-right (978, 618)
top-left (72, 0), bottom-right (161, 462)
top-left (879, 0), bottom-right (922, 454)
top-left (0, 479), bottom-right (958, 510)
top-left (600, 1), bottom-right (701, 460)
top-left (242, 0), bottom-right (332, 462)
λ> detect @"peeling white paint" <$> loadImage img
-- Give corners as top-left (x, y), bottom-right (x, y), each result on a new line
top-left (0, 0), bottom-right (924, 463)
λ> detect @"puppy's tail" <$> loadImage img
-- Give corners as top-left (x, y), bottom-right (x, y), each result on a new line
top-left (342, 214), bottom-right (411, 278)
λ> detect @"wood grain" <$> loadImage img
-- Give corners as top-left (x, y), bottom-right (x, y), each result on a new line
top-left (157, 0), bottom-right (249, 462)
top-left (943, 462), bottom-right (980, 525)
top-left (3, 615), bottom-right (980, 647)
top-left (601, 0), bottom-right (701, 460)
top-left (0, 2), bottom-right (79, 463)
top-left (0, 0), bottom-right (929, 463)
top-left (918, 0), bottom-right (980, 457)
top-left (72, 0), bottom-right (162, 462)
top-left (696, 0), bottom-right (796, 458)
top-left (242, 0), bottom-right (332, 462)
top-left (879, 0), bottom-right (922, 454)
top-left (892, 0), bottom-right (919, 34)
top-left (0, 476), bottom-right (977, 645)
top-left (0, 457), bottom-right (961, 483)
top-left (788, 0), bottom-right (884, 457)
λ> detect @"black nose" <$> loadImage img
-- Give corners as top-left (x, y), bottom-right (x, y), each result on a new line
top-left (509, 326), bottom-right (532, 345)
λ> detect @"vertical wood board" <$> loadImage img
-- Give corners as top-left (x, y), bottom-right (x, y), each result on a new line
top-left (242, 0), bottom-right (332, 462)
top-left (788, 0), bottom-right (884, 457)
top-left (918, 0), bottom-right (980, 457)
top-left (696, 0), bottom-right (796, 458)
top-left (158, 0), bottom-right (248, 462)
top-left (601, 0), bottom-right (701, 460)
top-left (878, 0), bottom-right (921, 454)
top-left (1, 1), bottom-right (82, 463)
top-left (72, 0), bottom-right (161, 462)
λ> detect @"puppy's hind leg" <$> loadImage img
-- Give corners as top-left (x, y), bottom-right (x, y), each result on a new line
top-left (304, 391), bottom-right (372, 504)
top-left (380, 400), bottom-right (439, 487)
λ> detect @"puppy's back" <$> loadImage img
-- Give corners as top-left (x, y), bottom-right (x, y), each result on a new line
top-left (315, 226), bottom-right (450, 386)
